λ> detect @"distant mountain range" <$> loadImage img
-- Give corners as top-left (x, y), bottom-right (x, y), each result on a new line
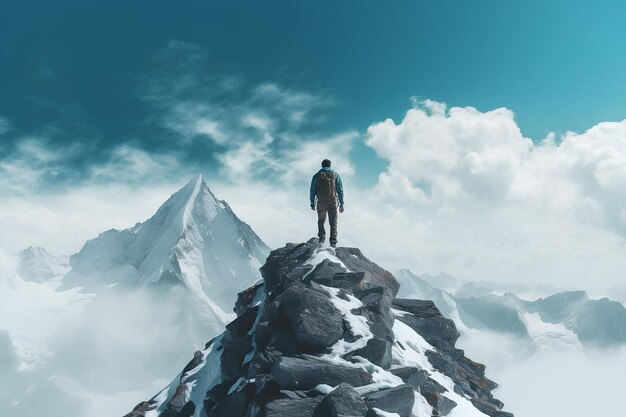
top-left (396, 269), bottom-right (626, 352)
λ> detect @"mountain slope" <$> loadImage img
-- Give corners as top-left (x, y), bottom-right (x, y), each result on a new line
top-left (1, 176), bottom-right (273, 417)
top-left (397, 269), bottom-right (626, 351)
top-left (62, 175), bottom-right (270, 319)
top-left (16, 247), bottom-right (70, 283)
top-left (126, 240), bottom-right (512, 417)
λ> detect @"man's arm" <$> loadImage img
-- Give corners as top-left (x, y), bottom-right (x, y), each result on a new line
top-left (336, 173), bottom-right (344, 207)
top-left (309, 174), bottom-right (317, 208)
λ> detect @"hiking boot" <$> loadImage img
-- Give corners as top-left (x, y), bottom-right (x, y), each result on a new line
top-left (330, 242), bottom-right (337, 248)
top-left (318, 237), bottom-right (325, 244)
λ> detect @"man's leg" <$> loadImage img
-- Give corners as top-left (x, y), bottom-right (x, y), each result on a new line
top-left (328, 204), bottom-right (338, 246)
top-left (317, 204), bottom-right (327, 243)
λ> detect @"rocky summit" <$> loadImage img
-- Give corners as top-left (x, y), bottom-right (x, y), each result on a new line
top-left (126, 239), bottom-right (513, 417)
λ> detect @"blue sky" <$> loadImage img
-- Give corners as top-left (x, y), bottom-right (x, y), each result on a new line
top-left (3, 1), bottom-right (626, 188)
top-left (2, 1), bottom-right (626, 289)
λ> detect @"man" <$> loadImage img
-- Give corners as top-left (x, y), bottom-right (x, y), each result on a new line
top-left (310, 159), bottom-right (344, 247)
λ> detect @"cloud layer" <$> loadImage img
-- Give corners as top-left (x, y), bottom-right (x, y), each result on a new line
top-left (2, 40), bottom-right (626, 291)
top-left (363, 100), bottom-right (626, 288)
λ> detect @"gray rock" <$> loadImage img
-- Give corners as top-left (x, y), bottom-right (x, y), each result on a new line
top-left (253, 373), bottom-right (281, 404)
top-left (220, 307), bottom-right (259, 381)
top-left (279, 282), bottom-right (344, 351)
top-left (389, 367), bottom-right (428, 389)
top-left (471, 397), bottom-right (515, 417)
top-left (304, 258), bottom-right (348, 285)
top-left (428, 394), bottom-right (457, 416)
top-left (166, 382), bottom-right (196, 417)
top-left (234, 282), bottom-right (265, 316)
top-left (261, 242), bottom-right (319, 293)
top-left (270, 356), bottom-right (373, 390)
top-left (315, 272), bottom-right (367, 291)
top-left (335, 247), bottom-right (400, 297)
top-left (318, 383), bottom-right (368, 417)
top-left (265, 397), bottom-right (323, 417)
top-left (349, 338), bottom-right (393, 369)
top-left (358, 287), bottom-right (395, 329)
top-left (420, 377), bottom-right (457, 416)
top-left (393, 299), bottom-right (460, 350)
top-left (364, 384), bottom-right (415, 417)
top-left (214, 379), bottom-right (255, 417)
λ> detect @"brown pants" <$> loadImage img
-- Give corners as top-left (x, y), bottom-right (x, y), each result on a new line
top-left (317, 201), bottom-right (338, 244)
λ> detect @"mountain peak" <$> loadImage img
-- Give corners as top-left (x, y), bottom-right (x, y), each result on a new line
top-left (126, 240), bottom-right (512, 417)
top-left (63, 177), bottom-right (270, 316)
top-left (143, 175), bottom-right (223, 237)
top-left (16, 246), bottom-right (70, 282)
top-left (19, 246), bottom-right (49, 256)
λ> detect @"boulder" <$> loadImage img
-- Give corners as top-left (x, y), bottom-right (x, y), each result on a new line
top-left (335, 247), bottom-right (400, 297)
top-left (279, 282), bottom-right (344, 351)
top-left (208, 379), bottom-right (255, 417)
top-left (364, 384), bottom-right (415, 417)
top-left (318, 383), bottom-right (368, 417)
top-left (304, 258), bottom-right (348, 285)
top-left (234, 282), bottom-right (264, 316)
top-left (261, 242), bottom-right (318, 293)
top-left (265, 397), bottom-right (323, 417)
top-left (270, 356), bottom-right (373, 390)
top-left (166, 382), bottom-right (196, 417)
top-left (349, 338), bottom-right (393, 369)
top-left (421, 378), bottom-right (457, 416)
top-left (220, 309), bottom-right (258, 381)
top-left (393, 299), bottom-right (460, 350)
top-left (389, 367), bottom-right (428, 389)
top-left (471, 396), bottom-right (515, 417)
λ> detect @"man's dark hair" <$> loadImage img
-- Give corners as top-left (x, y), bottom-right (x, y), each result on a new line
top-left (322, 159), bottom-right (331, 168)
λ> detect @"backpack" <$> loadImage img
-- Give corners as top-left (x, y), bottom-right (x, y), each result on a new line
top-left (317, 171), bottom-right (336, 203)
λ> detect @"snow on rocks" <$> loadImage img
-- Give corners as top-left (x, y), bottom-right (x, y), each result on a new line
top-left (126, 240), bottom-right (513, 417)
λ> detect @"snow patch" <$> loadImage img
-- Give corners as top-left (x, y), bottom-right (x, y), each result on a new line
top-left (302, 247), bottom-right (349, 279)
top-left (522, 312), bottom-right (582, 353)
top-left (372, 408), bottom-right (401, 417)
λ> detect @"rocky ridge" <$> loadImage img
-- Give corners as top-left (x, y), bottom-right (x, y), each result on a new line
top-left (126, 240), bottom-right (512, 417)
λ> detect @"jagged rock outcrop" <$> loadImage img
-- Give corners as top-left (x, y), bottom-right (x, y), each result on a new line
top-left (126, 239), bottom-right (512, 417)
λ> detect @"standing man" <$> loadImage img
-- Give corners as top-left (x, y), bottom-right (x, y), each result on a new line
top-left (310, 159), bottom-right (344, 247)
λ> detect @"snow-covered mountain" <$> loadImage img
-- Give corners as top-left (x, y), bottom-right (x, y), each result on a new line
top-left (396, 269), bottom-right (626, 352)
top-left (16, 246), bottom-right (70, 283)
top-left (62, 175), bottom-right (270, 320)
top-left (1, 176), bottom-right (272, 417)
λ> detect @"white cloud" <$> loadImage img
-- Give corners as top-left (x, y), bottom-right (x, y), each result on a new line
top-left (456, 329), bottom-right (626, 417)
top-left (367, 100), bottom-right (626, 230)
top-left (367, 102), bottom-right (532, 206)
top-left (0, 138), bottom-right (199, 256)
top-left (0, 137), bottom-right (83, 195)
top-left (0, 183), bottom-right (176, 255)
top-left (365, 100), bottom-right (626, 289)
top-left (143, 43), bottom-right (343, 180)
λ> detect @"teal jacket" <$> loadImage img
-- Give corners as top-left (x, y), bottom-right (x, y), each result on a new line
top-left (310, 167), bottom-right (344, 208)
